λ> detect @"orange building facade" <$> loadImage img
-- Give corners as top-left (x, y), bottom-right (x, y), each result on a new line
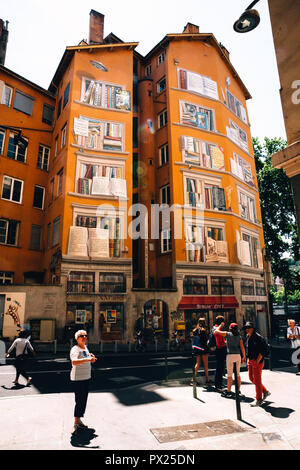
top-left (0, 12), bottom-right (270, 342)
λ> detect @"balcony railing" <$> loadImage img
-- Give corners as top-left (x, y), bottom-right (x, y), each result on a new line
top-left (67, 281), bottom-right (95, 294)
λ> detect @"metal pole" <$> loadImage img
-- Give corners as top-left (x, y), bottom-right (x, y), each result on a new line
top-left (192, 354), bottom-right (197, 399)
top-left (269, 344), bottom-right (272, 371)
top-left (234, 362), bottom-right (242, 421)
top-left (53, 340), bottom-right (57, 355)
top-left (165, 346), bottom-right (169, 382)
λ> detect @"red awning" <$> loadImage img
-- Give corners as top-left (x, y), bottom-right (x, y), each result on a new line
top-left (178, 296), bottom-right (239, 310)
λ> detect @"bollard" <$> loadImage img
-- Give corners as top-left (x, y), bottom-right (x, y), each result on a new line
top-left (128, 341), bottom-right (131, 353)
top-left (165, 350), bottom-right (169, 382)
top-left (192, 354), bottom-right (197, 399)
top-left (269, 345), bottom-right (272, 371)
top-left (100, 341), bottom-right (103, 354)
top-left (115, 340), bottom-right (118, 353)
top-left (155, 339), bottom-right (158, 353)
top-left (234, 363), bottom-right (242, 421)
top-left (53, 340), bottom-right (57, 355)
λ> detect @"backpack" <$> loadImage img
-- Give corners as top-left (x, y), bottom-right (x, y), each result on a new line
top-left (207, 328), bottom-right (217, 351)
top-left (256, 333), bottom-right (270, 357)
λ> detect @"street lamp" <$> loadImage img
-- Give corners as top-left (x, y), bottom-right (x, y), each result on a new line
top-left (233, 0), bottom-right (261, 33)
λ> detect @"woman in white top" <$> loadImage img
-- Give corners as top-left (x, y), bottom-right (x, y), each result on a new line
top-left (70, 330), bottom-right (97, 435)
top-left (287, 319), bottom-right (300, 375)
top-left (5, 329), bottom-right (35, 386)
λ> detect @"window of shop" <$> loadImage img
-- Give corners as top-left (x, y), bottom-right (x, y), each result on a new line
top-left (99, 303), bottom-right (124, 340)
top-left (183, 276), bottom-right (208, 294)
top-left (67, 272), bottom-right (95, 293)
top-left (66, 303), bottom-right (94, 332)
top-left (242, 303), bottom-right (256, 324)
top-left (256, 280), bottom-right (266, 296)
top-left (212, 309), bottom-right (236, 327)
top-left (99, 273), bottom-right (126, 293)
top-left (211, 277), bottom-right (234, 295)
top-left (241, 279), bottom-right (255, 295)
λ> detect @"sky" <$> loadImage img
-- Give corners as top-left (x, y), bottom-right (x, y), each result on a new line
top-left (1, 0), bottom-right (287, 143)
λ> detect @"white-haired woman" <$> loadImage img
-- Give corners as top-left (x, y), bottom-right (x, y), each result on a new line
top-left (70, 330), bottom-right (97, 435)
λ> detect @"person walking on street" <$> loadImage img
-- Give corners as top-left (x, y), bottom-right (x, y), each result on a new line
top-left (214, 323), bottom-right (246, 398)
top-left (244, 321), bottom-right (271, 406)
top-left (287, 319), bottom-right (300, 375)
top-left (5, 329), bottom-right (35, 386)
top-left (213, 315), bottom-right (227, 392)
top-left (70, 330), bottom-right (97, 435)
top-left (191, 318), bottom-right (212, 386)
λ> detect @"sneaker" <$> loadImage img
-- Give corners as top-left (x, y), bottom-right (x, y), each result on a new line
top-left (262, 390), bottom-right (271, 401)
top-left (251, 399), bottom-right (263, 407)
top-left (77, 421), bottom-right (88, 429)
top-left (72, 424), bottom-right (80, 435)
top-left (215, 387), bottom-right (225, 393)
top-left (222, 390), bottom-right (233, 398)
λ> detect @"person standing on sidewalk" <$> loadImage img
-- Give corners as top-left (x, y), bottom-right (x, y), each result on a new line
top-left (70, 330), bottom-right (97, 435)
top-left (214, 323), bottom-right (246, 398)
top-left (213, 315), bottom-right (227, 392)
top-left (190, 318), bottom-right (212, 386)
top-left (5, 329), bottom-right (35, 386)
top-left (244, 321), bottom-right (271, 406)
top-left (287, 319), bottom-right (300, 375)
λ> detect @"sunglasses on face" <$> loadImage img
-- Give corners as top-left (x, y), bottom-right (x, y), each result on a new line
top-left (79, 335), bottom-right (88, 338)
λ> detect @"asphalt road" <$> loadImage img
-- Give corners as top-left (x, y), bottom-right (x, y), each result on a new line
top-left (0, 346), bottom-right (293, 398)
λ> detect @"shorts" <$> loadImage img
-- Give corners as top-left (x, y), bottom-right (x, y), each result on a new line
top-left (193, 347), bottom-right (209, 356)
top-left (226, 354), bottom-right (241, 378)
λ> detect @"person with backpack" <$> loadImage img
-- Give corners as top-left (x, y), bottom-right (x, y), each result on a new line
top-left (190, 318), bottom-right (212, 386)
top-left (5, 329), bottom-right (35, 386)
top-left (214, 323), bottom-right (246, 398)
top-left (243, 321), bottom-right (271, 406)
top-left (211, 315), bottom-right (227, 392)
top-left (287, 319), bottom-right (300, 375)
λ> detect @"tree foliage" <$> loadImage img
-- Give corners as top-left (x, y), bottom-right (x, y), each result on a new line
top-left (253, 137), bottom-right (300, 294)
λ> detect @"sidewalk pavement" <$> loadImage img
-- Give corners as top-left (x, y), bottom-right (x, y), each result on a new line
top-left (0, 365), bottom-right (300, 451)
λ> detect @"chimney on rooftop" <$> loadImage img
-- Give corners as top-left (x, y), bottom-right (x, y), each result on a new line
top-left (89, 10), bottom-right (105, 44)
top-left (183, 23), bottom-right (199, 34)
top-left (0, 19), bottom-right (9, 66)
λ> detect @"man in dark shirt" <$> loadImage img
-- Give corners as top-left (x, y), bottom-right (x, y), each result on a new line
top-left (244, 321), bottom-right (271, 406)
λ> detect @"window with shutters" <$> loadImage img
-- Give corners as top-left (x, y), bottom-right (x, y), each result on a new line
top-left (1, 175), bottom-right (23, 203)
top-left (30, 225), bottom-right (42, 250)
top-left (0, 219), bottom-right (20, 246)
top-left (37, 144), bottom-right (50, 171)
top-left (13, 90), bottom-right (34, 116)
top-left (42, 104), bottom-right (54, 125)
top-left (33, 185), bottom-right (45, 209)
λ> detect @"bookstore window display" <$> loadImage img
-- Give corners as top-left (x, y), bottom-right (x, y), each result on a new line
top-left (80, 77), bottom-right (131, 111)
top-left (180, 100), bottom-right (215, 132)
top-left (178, 68), bottom-right (219, 101)
top-left (211, 277), bottom-right (234, 295)
top-left (76, 160), bottom-right (126, 198)
top-left (183, 276), bottom-right (208, 295)
top-left (99, 303), bottom-right (124, 340)
top-left (66, 303), bottom-right (94, 333)
top-left (74, 116), bottom-right (124, 153)
top-left (67, 272), bottom-right (95, 293)
top-left (184, 175), bottom-right (226, 211)
top-left (181, 135), bottom-right (225, 170)
top-left (68, 214), bottom-right (123, 259)
top-left (99, 273), bottom-right (126, 293)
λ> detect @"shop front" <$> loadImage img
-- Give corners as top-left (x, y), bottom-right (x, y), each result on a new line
top-left (178, 295), bottom-right (239, 337)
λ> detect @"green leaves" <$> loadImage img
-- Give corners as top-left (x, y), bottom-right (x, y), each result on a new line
top-left (253, 137), bottom-right (300, 294)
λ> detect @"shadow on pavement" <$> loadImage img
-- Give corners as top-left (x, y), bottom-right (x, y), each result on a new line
top-left (113, 387), bottom-right (167, 406)
top-left (261, 402), bottom-right (295, 418)
top-left (70, 428), bottom-right (100, 449)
